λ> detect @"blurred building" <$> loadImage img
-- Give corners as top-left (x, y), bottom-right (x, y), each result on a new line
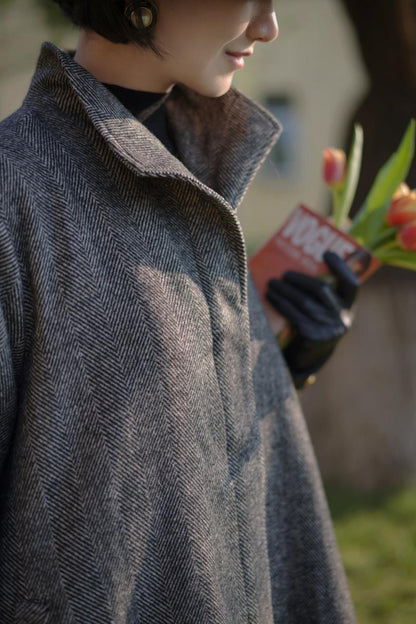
top-left (237, 0), bottom-right (416, 491)
top-left (235, 0), bottom-right (368, 248)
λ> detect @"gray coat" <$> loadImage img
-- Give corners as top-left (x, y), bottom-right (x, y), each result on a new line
top-left (0, 42), bottom-right (357, 623)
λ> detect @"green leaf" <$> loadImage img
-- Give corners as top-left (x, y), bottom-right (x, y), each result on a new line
top-left (370, 226), bottom-right (399, 251)
top-left (350, 119), bottom-right (416, 238)
top-left (372, 247), bottom-right (416, 271)
top-left (334, 123), bottom-right (363, 228)
top-left (349, 200), bottom-right (391, 245)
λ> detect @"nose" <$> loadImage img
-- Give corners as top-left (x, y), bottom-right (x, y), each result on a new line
top-left (247, 8), bottom-right (279, 44)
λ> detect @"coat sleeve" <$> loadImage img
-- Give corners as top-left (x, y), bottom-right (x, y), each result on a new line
top-left (0, 215), bottom-right (24, 477)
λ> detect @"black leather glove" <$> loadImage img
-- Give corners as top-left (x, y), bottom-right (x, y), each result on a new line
top-left (265, 251), bottom-right (360, 389)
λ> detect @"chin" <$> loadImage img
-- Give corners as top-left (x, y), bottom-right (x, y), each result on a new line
top-left (186, 77), bottom-right (234, 98)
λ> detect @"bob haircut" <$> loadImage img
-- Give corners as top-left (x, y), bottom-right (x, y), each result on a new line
top-left (53, 0), bottom-right (166, 58)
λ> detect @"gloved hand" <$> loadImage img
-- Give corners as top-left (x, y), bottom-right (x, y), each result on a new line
top-left (265, 251), bottom-right (360, 389)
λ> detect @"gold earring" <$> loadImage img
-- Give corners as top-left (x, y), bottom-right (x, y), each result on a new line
top-left (140, 7), bottom-right (153, 28)
top-left (124, 1), bottom-right (157, 29)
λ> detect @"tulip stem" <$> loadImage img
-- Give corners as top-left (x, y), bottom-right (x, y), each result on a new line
top-left (332, 188), bottom-right (346, 229)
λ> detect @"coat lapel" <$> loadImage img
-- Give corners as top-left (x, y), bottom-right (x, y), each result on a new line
top-left (23, 41), bottom-right (282, 211)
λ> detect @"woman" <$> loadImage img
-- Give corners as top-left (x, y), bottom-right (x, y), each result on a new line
top-left (0, 1), bottom-right (359, 622)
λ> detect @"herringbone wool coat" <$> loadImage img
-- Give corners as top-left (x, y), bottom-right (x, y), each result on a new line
top-left (0, 42), bottom-right (357, 623)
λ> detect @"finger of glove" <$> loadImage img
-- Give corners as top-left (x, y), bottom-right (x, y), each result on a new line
top-left (267, 285), bottom-right (348, 341)
top-left (265, 287), bottom-right (313, 331)
top-left (322, 251), bottom-right (360, 308)
top-left (267, 279), bottom-right (336, 324)
top-left (278, 272), bottom-right (343, 315)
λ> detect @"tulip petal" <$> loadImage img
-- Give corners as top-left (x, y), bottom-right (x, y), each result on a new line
top-left (398, 220), bottom-right (416, 251)
top-left (323, 148), bottom-right (347, 188)
top-left (386, 190), bottom-right (416, 226)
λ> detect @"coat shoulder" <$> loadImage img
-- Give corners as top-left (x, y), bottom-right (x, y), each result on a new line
top-left (0, 105), bottom-right (37, 162)
top-left (0, 101), bottom-right (70, 176)
top-left (0, 105), bottom-right (64, 224)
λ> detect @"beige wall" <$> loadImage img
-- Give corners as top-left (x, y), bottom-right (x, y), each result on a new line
top-left (233, 0), bottom-right (369, 250)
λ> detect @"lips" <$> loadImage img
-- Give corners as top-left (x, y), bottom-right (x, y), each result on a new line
top-left (226, 50), bottom-right (253, 57)
top-left (225, 49), bottom-right (253, 70)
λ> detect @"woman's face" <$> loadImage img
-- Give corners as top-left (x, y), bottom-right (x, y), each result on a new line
top-left (152, 0), bottom-right (279, 96)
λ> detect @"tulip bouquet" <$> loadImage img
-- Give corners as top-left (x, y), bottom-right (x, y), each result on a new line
top-left (248, 118), bottom-right (416, 344)
top-left (323, 118), bottom-right (416, 270)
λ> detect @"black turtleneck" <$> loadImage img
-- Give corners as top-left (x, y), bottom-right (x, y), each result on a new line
top-left (102, 82), bottom-right (178, 158)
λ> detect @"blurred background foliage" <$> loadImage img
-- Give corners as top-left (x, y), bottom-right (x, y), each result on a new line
top-left (326, 485), bottom-right (416, 624)
top-left (0, 0), bottom-right (66, 30)
top-left (35, 0), bottom-right (64, 27)
top-left (326, 484), bottom-right (416, 624)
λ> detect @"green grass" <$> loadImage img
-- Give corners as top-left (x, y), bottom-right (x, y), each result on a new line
top-left (325, 484), bottom-right (416, 624)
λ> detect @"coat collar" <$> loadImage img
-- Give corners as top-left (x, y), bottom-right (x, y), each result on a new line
top-left (23, 41), bottom-right (282, 211)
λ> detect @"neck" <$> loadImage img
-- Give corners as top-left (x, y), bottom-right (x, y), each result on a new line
top-left (73, 29), bottom-right (174, 93)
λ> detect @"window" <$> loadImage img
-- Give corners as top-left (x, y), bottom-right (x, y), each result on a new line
top-left (261, 94), bottom-right (300, 180)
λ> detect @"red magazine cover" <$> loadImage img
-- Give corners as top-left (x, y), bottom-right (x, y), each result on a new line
top-left (248, 204), bottom-right (382, 345)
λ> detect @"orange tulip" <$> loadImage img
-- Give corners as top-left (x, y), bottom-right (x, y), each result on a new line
top-left (322, 148), bottom-right (347, 189)
top-left (385, 186), bottom-right (416, 226)
top-left (392, 182), bottom-right (410, 200)
top-left (398, 220), bottom-right (416, 251)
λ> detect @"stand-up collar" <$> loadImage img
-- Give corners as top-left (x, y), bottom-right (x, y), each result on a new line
top-left (23, 41), bottom-right (282, 211)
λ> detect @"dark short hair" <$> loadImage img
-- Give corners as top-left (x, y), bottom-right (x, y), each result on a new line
top-left (53, 1), bottom-right (165, 58)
